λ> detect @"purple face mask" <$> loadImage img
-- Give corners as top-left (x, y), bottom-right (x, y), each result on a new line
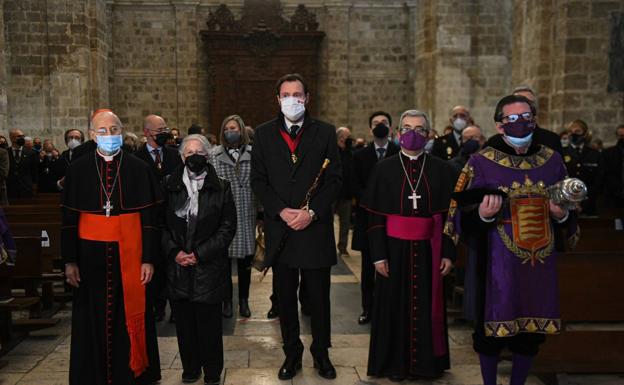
top-left (501, 119), bottom-right (536, 138)
top-left (399, 129), bottom-right (428, 151)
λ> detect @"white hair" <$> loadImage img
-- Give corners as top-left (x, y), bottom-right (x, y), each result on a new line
top-left (399, 109), bottom-right (431, 132)
top-left (179, 134), bottom-right (211, 156)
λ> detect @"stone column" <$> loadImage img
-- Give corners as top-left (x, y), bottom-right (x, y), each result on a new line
top-left (173, 1), bottom-right (200, 131)
top-left (318, 2), bottom-right (351, 126)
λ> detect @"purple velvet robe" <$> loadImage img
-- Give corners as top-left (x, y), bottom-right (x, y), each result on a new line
top-left (445, 144), bottom-right (578, 338)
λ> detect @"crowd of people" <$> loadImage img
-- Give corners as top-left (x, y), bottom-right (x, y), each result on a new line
top-left (2, 74), bottom-right (624, 385)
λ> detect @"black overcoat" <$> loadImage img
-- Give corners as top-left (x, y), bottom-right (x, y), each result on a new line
top-left (250, 113), bottom-right (342, 269)
top-left (351, 141), bottom-right (399, 250)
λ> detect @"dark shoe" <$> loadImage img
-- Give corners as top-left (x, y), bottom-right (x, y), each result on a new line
top-left (389, 374), bottom-right (404, 382)
top-left (222, 300), bottom-right (233, 318)
top-left (358, 312), bottom-right (370, 325)
top-left (239, 299), bottom-right (251, 318)
top-left (204, 376), bottom-right (220, 385)
top-left (267, 306), bottom-right (279, 319)
top-left (313, 355), bottom-right (336, 379)
top-left (182, 370), bottom-right (201, 383)
top-left (278, 356), bottom-right (302, 380)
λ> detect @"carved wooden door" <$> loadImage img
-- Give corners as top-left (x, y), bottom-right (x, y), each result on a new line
top-left (201, 2), bottom-right (324, 134)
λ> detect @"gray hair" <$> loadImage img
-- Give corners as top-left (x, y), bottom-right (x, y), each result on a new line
top-left (124, 132), bottom-right (138, 141)
top-left (179, 134), bottom-right (211, 156)
top-left (512, 85), bottom-right (539, 112)
top-left (336, 126), bottom-right (350, 138)
top-left (399, 109), bottom-right (431, 133)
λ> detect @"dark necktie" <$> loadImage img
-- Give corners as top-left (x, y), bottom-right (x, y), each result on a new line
top-left (13, 149), bottom-right (20, 163)
top-left (152, 149), bottom-right (162, 171)
top-left (289, 125), bottom-right (300, 140)
top-left (376, 147), bottom-right (385, 160)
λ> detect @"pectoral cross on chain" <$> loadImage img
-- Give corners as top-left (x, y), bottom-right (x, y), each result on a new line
top-left (408, 191), bottom-right (421, 210)
top-left (103, 200), bottom-right (113, 217)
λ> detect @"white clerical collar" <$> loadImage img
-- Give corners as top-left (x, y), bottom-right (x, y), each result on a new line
top-left (284, 117), bottom-right (304, 130)
top-left (401, 150), bottom-right (423, 160)
top-left (96, 149), bottom-right (121, 162)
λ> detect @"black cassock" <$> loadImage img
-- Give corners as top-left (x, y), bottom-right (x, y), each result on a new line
top-left (361, 152), bottom-right (458, 379)
top-left (61, 149), bottom-right (162, 385)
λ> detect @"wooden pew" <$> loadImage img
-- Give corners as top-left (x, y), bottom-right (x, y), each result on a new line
top-left (534, 227), bottom-right (624, 373)
top-left (0, 236), bottom-right (59, 349)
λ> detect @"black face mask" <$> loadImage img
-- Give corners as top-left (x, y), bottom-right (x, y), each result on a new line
top-left (461, 139), bottom-right (481, 155)
top-left (33, 144), bottom-right (42, 151)
top-left (0, 143), bottom-right (7, 149)
top-left (185, 154), bottom-right (207, 174)
top-left (16, 137), bottom-right (25, 147)
top-left (570, 133), bottom-right (585, 145)
top-left (154, 132), bottom-right (172, 147)
top-left (372, 123), bottom-right (389, 139)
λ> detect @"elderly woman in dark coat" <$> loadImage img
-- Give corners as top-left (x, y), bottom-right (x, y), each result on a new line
top-left (162, 134), bottom-right (237, 385)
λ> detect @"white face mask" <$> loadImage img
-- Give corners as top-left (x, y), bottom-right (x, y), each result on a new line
top-left (280, 96), bottom-right (306, 122)
top-left (452, 118), bottom-right (467, 133)
top-left (67, 139), bottom-right (81, 150)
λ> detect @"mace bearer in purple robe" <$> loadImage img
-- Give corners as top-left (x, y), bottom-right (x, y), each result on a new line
top-left (444, 94), bottom-right (580, 385)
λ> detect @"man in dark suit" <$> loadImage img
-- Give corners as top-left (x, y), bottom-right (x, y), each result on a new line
top-left (251, 73), bottom-right (342, 381)
top-left (561, 119), bottom-right (603, 215)
top-left (602, 124), bottom-right (624, 209)
top-left (351, 111), bottom-right (399, 325)
top-left (53, 129), bottom-right (85, 192)
top-left (431, 105), bottom-right (473, 160)
top-left (134, 114), bottom-right (182, 322)
top-left (7, 129), bottom-right (39, 199)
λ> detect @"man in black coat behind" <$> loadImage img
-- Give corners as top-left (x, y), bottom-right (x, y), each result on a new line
top-left (7, 128), bottom-right (39, 199)
top-left (251, 73), bottom-right (342, 381)
top-left (134, 114), bottom-right (183, 322)
top-left (351, 111), bottom-right (399, 325)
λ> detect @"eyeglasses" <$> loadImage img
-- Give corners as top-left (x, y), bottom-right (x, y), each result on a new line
top-left (501, 112), bottom-right (532, 123)
top-left (148, 127), bottom-right (171, 135)
top-left (400, 126), bottom-right (428, 136)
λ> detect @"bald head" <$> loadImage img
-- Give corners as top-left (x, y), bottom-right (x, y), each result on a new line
top-left (461, 125), bottom-right (483, 144)
top-left (91, 110), bottom-right (123, 138)
top-left (143, 114), bottom-right (168, 148)
top-left (144, 114), bottom-right (165, 130)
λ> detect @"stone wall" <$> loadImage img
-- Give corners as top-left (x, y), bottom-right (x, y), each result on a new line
top-left (1, 0), bottom-right (622, 146)
top-left (514, 0), bottom-right (624, 146)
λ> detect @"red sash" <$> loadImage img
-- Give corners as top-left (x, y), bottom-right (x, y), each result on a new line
top-left (78, 212), bottom-right (148, 377)
top-left (386, 214), bottom-right (447, 357)
top-left (279, 127), bottom-right (304, 154)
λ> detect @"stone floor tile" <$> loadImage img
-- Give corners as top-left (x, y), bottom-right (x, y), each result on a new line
top-left (294, 367), bottom-right (359, 385)
top-left (1, 355), bottom-right (44, 373)
top-left (0, 372), bottom-right (25, 385)
top-left (225, 349), bottom-right (250, 369)
top-left (16, 371), bottom-right (68, 385)
top-left (32, 351), bottom-right (69, 372)
top-left (355, 366), bottom-right (432, 385)
top-left (233, 319), bottom-right (283, 336)
top-left (224, 335), bottom-right (282, 351)
top-left (249, 348), bottom-right (285, 368)
top-left (224, 367), bottom-right (288, 385)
